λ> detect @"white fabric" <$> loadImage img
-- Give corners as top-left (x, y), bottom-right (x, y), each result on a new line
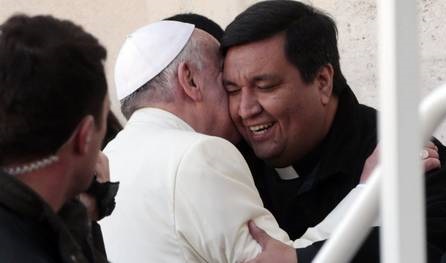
top-left (100, 108), bottom-right (293, 263)
top-left (114, 21), bottom-right (194, 100)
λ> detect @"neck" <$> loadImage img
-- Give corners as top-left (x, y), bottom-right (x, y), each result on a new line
top-left (3, 155), bottom-right (59, 175)
top-left (323, 96), bottom-right (339, 139)
top-left (146, 99), bottom-right (201, 132)
top-left (15, 161), bottom-right (70, 212)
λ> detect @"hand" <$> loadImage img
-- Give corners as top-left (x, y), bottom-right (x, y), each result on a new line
top-left (360, 142), bottom-right (441, 183)
top-left (79, 193), bottom-right (99, 221)
top-left (245, 220), bottom-right (297, 263)
top-left (422, 141), bottom-right (441, 172)
top-left (360, 145), bottom-right (379, 183)
top-left (95, 152), bottom-right (110, 183)
top-left (79, 152), bottom-right (111, 221)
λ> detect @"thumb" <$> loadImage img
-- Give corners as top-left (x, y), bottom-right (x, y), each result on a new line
top-left (248, 220), bottom-right (270, 249)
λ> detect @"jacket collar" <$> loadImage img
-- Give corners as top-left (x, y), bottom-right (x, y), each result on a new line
top-left (0, 170), bottom-right (51, 220)
top-left (0, 170), bottom-right (96, 262)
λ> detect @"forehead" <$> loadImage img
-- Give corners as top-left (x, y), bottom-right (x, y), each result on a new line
top-left (223, 34), bottom-right (289, 79)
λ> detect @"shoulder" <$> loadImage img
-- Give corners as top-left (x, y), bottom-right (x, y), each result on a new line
top-left (0, 206), bottom-right (58, 262)
top-left (181, 135), bottom-right (247, 168)
top-left (355, 103), bottom-right (378, 142)
top-left (176, 135), bottom-right (253, 185)
top-left (0, 205), bottom-right (27, 237)
top-left (357, 104), bottom-right (377, 124)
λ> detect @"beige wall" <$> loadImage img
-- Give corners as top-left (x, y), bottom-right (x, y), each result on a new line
top-left (0, 0), bottom-right (260, 122)
top-left (2, 0), bottom-right (446, 140)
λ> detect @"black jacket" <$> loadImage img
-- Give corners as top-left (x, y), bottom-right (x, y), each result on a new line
top-left (0, 171), bottom-right (108, 263)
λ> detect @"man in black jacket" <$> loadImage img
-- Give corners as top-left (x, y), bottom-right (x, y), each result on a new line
top-left (221, 1), bottom-right (446, 262)
top-left (0, 14), bottom-right (116, 262)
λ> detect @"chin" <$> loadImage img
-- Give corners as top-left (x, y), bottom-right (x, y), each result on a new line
top-left (253, 148), bottom-right (275, 161)
top-left (253, 147), bottom-right (287, 166)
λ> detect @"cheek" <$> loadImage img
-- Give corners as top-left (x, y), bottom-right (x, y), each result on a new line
top-left (228, 96), bottom-right (241, 122)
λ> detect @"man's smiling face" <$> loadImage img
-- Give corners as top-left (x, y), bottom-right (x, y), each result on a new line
top-left (223, 33), bottom-right (331, 167)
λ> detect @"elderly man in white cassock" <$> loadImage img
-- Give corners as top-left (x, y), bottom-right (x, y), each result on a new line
top-left (100, 20), bottom-right (292, 262)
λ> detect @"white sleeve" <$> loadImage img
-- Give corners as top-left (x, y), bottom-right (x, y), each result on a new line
top-left (174, 137), bottom-right (292, 263)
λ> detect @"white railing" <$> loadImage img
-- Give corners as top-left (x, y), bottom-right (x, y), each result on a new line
top-left (313, 0), bottom-right (446, 262)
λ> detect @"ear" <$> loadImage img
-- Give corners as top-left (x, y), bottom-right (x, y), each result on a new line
top-left (72, 115), bottom-right (95, 155)
top-left (177, 62), bottom-right (202, 101)
top-left (315, 64), bottom-right (334, 105)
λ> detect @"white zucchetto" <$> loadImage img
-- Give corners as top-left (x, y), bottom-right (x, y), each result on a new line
top-left (114, 20), bottom-right (195, 100)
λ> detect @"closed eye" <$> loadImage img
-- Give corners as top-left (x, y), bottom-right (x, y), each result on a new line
top-left (225, 85), bottom-right (240, 95)
top-left (223, 80), bottom-right (240, 94)
top-left (257, 82), bottom-right (279, 91)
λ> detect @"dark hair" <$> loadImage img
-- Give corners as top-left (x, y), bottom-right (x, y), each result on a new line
top-left (221, 0), bottom-right (347, 95)
top-left (0, 14), bottom-right (107, 165)
top-left (164, 13), bottom-right (224, 42)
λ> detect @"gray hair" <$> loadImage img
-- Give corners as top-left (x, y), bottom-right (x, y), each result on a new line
top-left (120, 30), bottom-right (205, 119)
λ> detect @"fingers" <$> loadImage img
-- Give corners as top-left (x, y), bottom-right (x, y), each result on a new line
top-left (421, 142), bottom-right (440, 172)
top-left (361, 141), bottom-right (441, 182)
top-left (95, 152), bottom-right (110, 183)
top-left (425, 141), bottom-right (438, 152)
top-left (360, 145), bottom-right (380, 183)
top-left (420, 148), bottom-right (439, 160)
top-left (248, 220), bottom-right (269, 249)
top-left (424, 158), bottom-right (441, 172)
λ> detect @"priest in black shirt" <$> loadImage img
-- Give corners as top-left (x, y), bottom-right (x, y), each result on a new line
top-left (221, 1), bottom-right (446, 262)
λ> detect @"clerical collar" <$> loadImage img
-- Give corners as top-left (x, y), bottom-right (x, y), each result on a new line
top-left (275, 166), bottom-right (299, 180)
top-left (272, 135), bottom-right (325, 181)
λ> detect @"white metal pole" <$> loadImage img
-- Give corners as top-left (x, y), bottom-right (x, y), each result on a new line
top-left (377, 0), bottom-right (425, 262)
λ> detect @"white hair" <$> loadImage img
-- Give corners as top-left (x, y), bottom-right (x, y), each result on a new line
top-left (120, 29), bottom-right (206, 119)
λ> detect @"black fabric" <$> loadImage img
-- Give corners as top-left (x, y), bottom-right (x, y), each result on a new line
top-left (86, 178), bottom-right (119, 220)
top-left (0, 171), bottom-right (109, 263)
top-left (239, 85), bottom-right (446, 262)
top-left (296, 228), bottom-right (381, 263)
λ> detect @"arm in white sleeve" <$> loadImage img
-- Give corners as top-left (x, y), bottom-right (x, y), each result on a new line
top-left (174, 137), bottom-right (291, 263)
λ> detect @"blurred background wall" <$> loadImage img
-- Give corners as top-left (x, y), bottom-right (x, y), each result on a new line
top-left (1, 0), bottom-right (446, 141)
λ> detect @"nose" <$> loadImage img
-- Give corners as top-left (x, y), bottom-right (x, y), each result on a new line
top-left (238, 88), bottom-right (262, 120)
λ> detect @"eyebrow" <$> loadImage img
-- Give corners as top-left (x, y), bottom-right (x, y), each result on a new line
top-left (222, 74), bottom-right (281, 87)
top-left (252, 74), bottom-right (280, 83)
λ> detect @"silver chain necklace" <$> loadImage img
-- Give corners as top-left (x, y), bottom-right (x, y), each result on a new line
top-left (2, 155), bottom-right (59, 176)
